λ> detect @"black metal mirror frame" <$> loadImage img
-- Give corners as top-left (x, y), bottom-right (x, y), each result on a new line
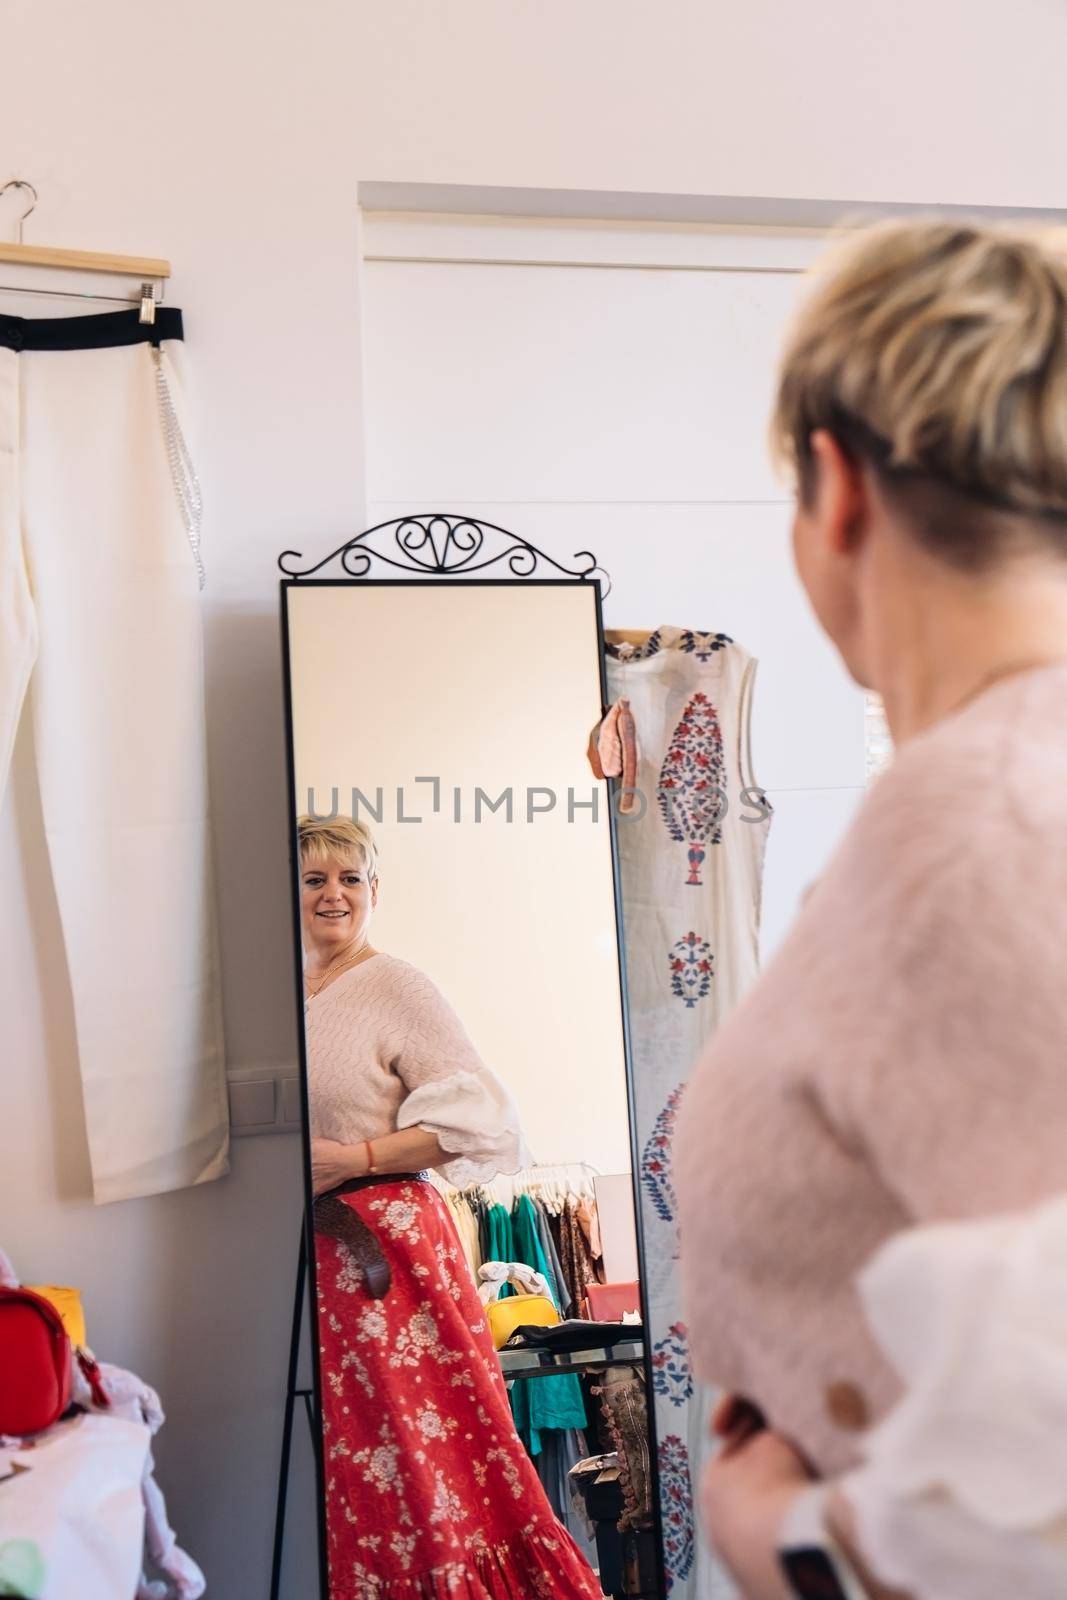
top-left (277, 516), bottom-right (666, 1600)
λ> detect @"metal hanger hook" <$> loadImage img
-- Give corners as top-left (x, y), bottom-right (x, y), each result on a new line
top-left (0, 179), bottom-right (39, 244)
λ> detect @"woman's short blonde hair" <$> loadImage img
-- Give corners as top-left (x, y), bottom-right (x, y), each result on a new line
top-left (297, 814), bottom-right (379, 880)
top-left (771, 218), bottom-right (1067, 568)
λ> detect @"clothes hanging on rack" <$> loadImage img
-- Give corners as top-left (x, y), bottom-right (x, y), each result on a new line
top-left (505, 1190), bottom-right (596, 1567)
top-left (507, 1193), bottom-right (588, 1451)
top-left (443, 1189), bottom-right (483, 1278)
top-left (440, 1165), bottom-right (605, 1320)
top-left (557, 1196), bottom-right (604, 1313)
top-left (439, 1173), bottom-right (610, 1486)
top-left (606, 625), bottom-right (772, 1600)
top-left (511, 1194), bottom-right (554, 1293)
top-left (577, 1195), bottom-right (604, 1266)
top-left (485, 1200), bottom-right (516, 1273)
top-left (0, 307), bottom-right (228, 1203)
top-left (476, 1195), bottom-right (490, 1261)
top-left (535, 1204), bottom-right (572, 1316)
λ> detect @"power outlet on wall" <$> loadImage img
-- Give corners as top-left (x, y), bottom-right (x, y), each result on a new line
top-left (226, 1068), bottom-right (303, 1136)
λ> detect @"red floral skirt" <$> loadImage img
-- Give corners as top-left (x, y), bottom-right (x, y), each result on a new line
top-left (314, 1178), bottom-right (603, 1599)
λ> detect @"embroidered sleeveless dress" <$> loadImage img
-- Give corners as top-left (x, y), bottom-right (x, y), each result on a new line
top-left (605, 626), bottom-right (772, 1599)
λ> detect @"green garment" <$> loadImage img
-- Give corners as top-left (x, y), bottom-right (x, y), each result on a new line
top-left (508, 1356), bottom-right (587, 1454)
top-left (485, 1203), bottom-right (516, 1294)
top-left (507, 1195), bottom-right (586, 1453)
top-left (511, 1193), bottom-right (559, 1307)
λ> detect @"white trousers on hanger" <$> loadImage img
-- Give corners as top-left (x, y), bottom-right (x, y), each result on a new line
top-left (0, 308), bottom-right (229, 1203)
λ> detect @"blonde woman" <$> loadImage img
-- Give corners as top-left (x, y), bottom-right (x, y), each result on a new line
top-left (674, 221), bottom-right (1067, 1599)
top-left (298, 815), bottom-right (602, 1600)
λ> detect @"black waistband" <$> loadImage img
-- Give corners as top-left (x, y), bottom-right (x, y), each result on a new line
top-left (330, 1171), bottom-right (429, 1197)
top-left (0, 307), bottom-right (183, 352)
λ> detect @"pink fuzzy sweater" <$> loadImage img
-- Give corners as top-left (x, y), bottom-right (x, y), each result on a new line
top-left (675, 660), bottom-right (1067, 1475)
top-left (304, 953), bottom-right (525, 1186)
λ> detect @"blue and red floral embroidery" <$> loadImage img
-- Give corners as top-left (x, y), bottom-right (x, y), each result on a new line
top-left (651, 1323), bottom-right (693, 1407)
top-left (669, 932), bottom-right (714, 1008)
top-left (658, 693), bottom-right (726, 886)
top-left (658, 1435), bottom-right (695, 1586)
top-left (679, 629), bottom-right (733, 662)
top-left (641, 1085), bottom-right (685, 1223)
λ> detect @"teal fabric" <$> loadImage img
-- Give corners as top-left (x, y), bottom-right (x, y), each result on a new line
top-left (508, 1358), bottom-right (587, 1453)
top-left (485, 1203), bottom-right (516, 1295)
top-left (511, 1194), bottom-right (557, 1305)
top-left (507, 1195), bottom-right (587, 1453)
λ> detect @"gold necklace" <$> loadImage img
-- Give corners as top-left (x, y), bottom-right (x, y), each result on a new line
top-left (305, 945), bottom-right (372, 998)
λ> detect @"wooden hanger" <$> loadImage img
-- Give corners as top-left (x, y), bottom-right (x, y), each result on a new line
top-left (604, 628), bottom-right (654, 647)
top-left (0, 179), bottom-right (171, 322)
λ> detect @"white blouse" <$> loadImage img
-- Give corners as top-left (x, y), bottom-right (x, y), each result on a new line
top-left (844, 1194), bottom-right (1067, 1598)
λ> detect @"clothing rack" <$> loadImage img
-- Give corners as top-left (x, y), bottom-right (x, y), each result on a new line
top-left (436, 1160), bottom-right (602, 1211)
top-left (444, 1164), bottom-right (601, 1190)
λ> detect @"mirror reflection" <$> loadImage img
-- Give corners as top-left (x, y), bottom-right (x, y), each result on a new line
top-left (285, 581), bottom-right (654, 1599)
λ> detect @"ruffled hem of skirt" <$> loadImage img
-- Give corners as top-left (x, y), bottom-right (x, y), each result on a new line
top-left (333, 1523), bottom-right (602, 1599)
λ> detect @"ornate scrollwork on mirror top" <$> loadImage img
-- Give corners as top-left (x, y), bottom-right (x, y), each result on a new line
top-left (278, 514), bottom-right (611, 594)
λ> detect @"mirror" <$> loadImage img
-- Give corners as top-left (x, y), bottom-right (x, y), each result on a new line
top-left (282, 569), bottom-right (663, 1599)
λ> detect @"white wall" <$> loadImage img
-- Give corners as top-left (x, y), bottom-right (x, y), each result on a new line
top-left (361, 217), bottom-right (868, 963)
top-left (2, 3), bottom-right (1064, 1595)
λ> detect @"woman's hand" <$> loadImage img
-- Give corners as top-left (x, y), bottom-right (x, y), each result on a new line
top-left (309, 1137), bottom-right (361, 1197)
top-left (711, 1392), bottom-right (769, 1455)
top-left (700, 1395), bottom-right (812, 1600)
top-left (702, 1397), bottom-right (909, 1600)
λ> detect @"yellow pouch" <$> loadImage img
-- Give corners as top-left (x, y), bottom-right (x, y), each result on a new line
top-left (487, 1292), bottom-right (558, 1351)
top-left (27, 1285), bottom-right (86, 1350)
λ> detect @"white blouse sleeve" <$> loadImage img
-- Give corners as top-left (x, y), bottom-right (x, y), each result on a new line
top-left (391, 964), bottom-right (530, 1186)
top-left (841, 1195), bottom-right (1067, 1600)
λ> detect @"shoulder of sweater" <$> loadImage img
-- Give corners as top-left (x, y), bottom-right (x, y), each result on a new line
top-left (326, 954), bottom-right (443, 1014)
top-left (787, 670), bottom-right (1063, 956)
top-left (366, 953), bottom-right (423, 978)
top-left (841, 663), bottom-right (1067, 869)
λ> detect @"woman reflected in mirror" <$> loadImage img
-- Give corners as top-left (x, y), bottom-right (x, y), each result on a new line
top-left (297, 815), bottom-right (603, 1599)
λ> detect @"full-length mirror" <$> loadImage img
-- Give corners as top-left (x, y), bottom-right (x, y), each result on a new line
top-left (283, 571), bottom-right (660, 1600)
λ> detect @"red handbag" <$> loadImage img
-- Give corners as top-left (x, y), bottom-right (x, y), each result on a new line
top-left (0, 1283), bottom-right (73, 1436)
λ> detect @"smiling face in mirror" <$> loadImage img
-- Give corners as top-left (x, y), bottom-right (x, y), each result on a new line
top-left (300, 841), bottom-right (379, 972)
top-left (285, 581), bottom-right (648, 1598)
